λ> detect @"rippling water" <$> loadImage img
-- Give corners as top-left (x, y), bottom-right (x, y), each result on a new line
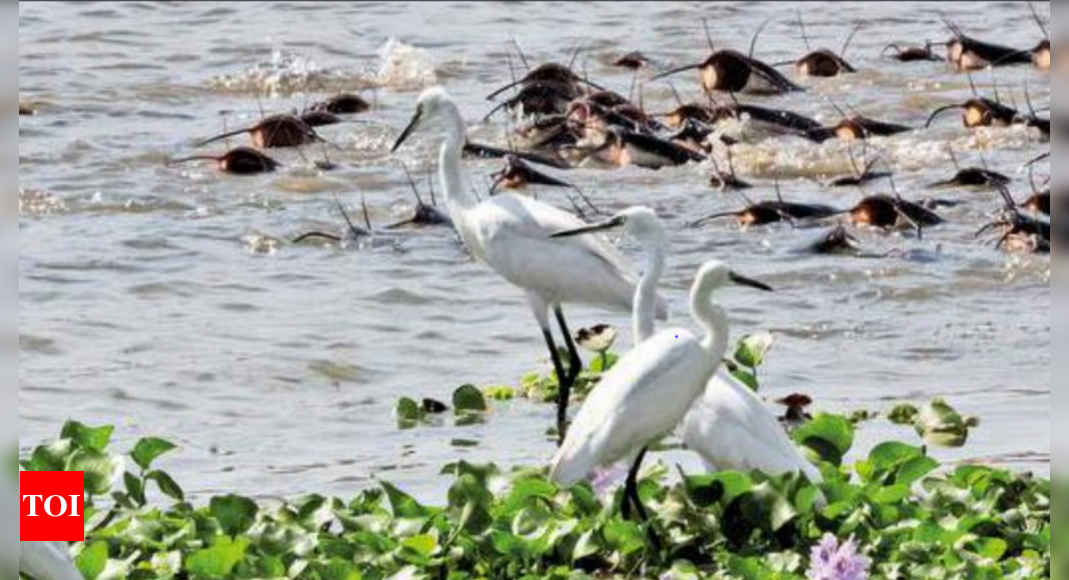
top-left (19, 1), bottom-right (1049, 500)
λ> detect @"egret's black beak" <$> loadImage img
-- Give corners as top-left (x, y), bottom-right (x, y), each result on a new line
top-left (391, 110), bottom-right (422, 153)
top-left (549, 215), bottom-right (627, 238)
top-left (729, 271), bottom-right (774, 292)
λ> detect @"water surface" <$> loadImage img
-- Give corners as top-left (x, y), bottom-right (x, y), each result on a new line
top-left (20, 1), bottom-right (1050, 500)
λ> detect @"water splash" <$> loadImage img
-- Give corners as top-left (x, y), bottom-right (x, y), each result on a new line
top-left (209, 49), bottom-right (345, 97)
top-left (374, 38), bottom-right (437, 90)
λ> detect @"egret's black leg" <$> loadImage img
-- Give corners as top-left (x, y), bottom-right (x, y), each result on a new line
top-left (541, 326), bottom-right (570, 446)
top-left (624, 448), bottom-right (663, 551)
top-left (625, 447), bottom-right (650, 522)
top-left (554, 306), bottom-right (583, 396)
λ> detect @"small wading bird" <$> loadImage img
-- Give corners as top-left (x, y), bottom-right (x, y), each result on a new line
top-left (549, 250), bottom-right (776, 526)
top-left (977, 185), bottom-right (1050, 254)
top-left (309, 93), bottom-right (372, 115)
top-left (924, 75), bottom-right (1021, 130)
top-left (1027, 2), bottom-right (1050, 71)
top-left (299, 109), bottom-right (343, 128)
top-left (882, 42), bottom-right (940, 63)
top-left (806, 105), bottom-right (912, 142)
top-left (658, 97), bottom-right (824, 141)
top-left (385, 165), bottom-right (452, 230)
top-left (292, 196), bottom-right (373, 246)
top-left (942, 19), bottom-right (1033, 71)
top-left (928, 149), bottom-right (1010, 191)
top-left (690, 184), bottom-right (840, 229)
top-left (651, 20), bottom-right (803, 96)
top-left (827, 148), bottom-right (892, 188)
top-left (169, 146), bottom-right (281, 176)
top-left (391, 88), bottom-right (667, 444)
top-left (198, 114), bottom-right (320, 149)
top-left (489, 154), bottom-right (576, 195)
top-left (845, 193), bottom-right (945, 235)
top-left (777, 14), bottom-right (862, 78)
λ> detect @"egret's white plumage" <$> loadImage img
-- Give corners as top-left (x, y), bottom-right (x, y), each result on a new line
top-left (393, 87), bottom-right (667, 326)
top-left (392, 88), bottom-right (667, 439)
top-left (683, 374), bottom-right (824, 484)
top-left (20, 542), bottom-right (83, 580)
top-left (550, 328), bottom-right (715, 486)
top-left (550, 260), bottom-right (747, 487)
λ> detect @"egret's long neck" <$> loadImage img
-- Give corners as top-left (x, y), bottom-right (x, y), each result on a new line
top-left (439, 107), bottom-right (477, 219)
top-left (633, 236), bottom-right (666, 344)
top-left (691, 281), bottom-right (730, 363)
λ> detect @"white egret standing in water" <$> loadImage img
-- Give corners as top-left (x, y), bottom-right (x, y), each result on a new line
top-left (547, 238), bottom-right (773, 524)
top-left (391, 87), bottom-right (667, 443)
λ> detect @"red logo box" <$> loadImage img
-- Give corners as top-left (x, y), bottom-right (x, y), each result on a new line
top-left (20, 471), bottom-right (85, 542)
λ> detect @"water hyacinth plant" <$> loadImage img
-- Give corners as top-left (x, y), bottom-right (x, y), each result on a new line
top-left (17, 411), bottom-right (1048, 580)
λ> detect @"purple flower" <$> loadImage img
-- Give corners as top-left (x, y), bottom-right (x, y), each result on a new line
top-left (808, 534), bottom-right (871, 580)
top-left (590, 464), bottom-right (627, 499)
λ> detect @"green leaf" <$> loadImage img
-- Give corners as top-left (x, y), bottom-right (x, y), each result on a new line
top-left (572, 529), bottom-right (601, 562)
top-left (453, 384), bottom-right (488, 413)
top-left (186, 536), bottom-right (249, 579)
top-left (603, 519), bottom-right (646, 556)
top-left (973, 537), bottom-right (1008, 561)
top-left (316, 559), bottom-right (364, 580)
top-left (915, 399), bottom-right (973, 448)
top-left (793, 414), bottom-right (854, 467)
top-left (209, 495), bottom-right (259, 537)
top-left (869, 484), bottom-right (911, 504)
top-left (730, 369), bottom-right (760, 392)
top-left (381, 481), bottom-right (429, 519)
top-left (123, 471), bottom-right (146, 507)
top-left (147, 470), bottom-right (185, 502)
top-left (888, 404), bottom-right (920, 425)
top-left (25, 440), bottom-right (73, 473)
top-left (896, 456), bottom-right (940, 486)
top-left (131, 437), bottom-right (177, 471)
top-left (68, 449), bottom-right (122, 496)
top-left (684, 472), bottom-right (755, 507)
top-left (61, 421), bottom-right (114, 454)
top-left (734, 333), bottom-right (774, 369)
top-left (868, 442), bottom-right (922, 470)
top-left (396, 397), bottom-right (423, 424)
top-left (401, 534), bottom-right (438, 559)
top-left (483, 385), bottom-right (516, 401)
top-left (75, 541), bottom-right (108, 580)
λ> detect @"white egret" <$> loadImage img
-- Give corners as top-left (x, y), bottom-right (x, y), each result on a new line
top-left (548, 247), bottom-right (773, 523)
top-left (391, 87), bottom-right (667, 442)
top-left (682, 374), bottom-right (824, 484)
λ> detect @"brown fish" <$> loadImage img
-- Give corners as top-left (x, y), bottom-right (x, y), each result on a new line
top-left (170, 147), bottom-right (280, 175)
top-left (311, 93), bottom-right (371, 115)
top-left (199, 114), bottom-right (319, 149)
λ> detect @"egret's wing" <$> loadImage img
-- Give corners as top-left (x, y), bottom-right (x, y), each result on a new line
top-left (550, 330), bottom-right (709, 486)
top-left (470, 195), bottom-right (668, 318)
top-left (683, 373), bottom-right (822, 483)
top-left (19, 541), bottom-right (83, 580)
